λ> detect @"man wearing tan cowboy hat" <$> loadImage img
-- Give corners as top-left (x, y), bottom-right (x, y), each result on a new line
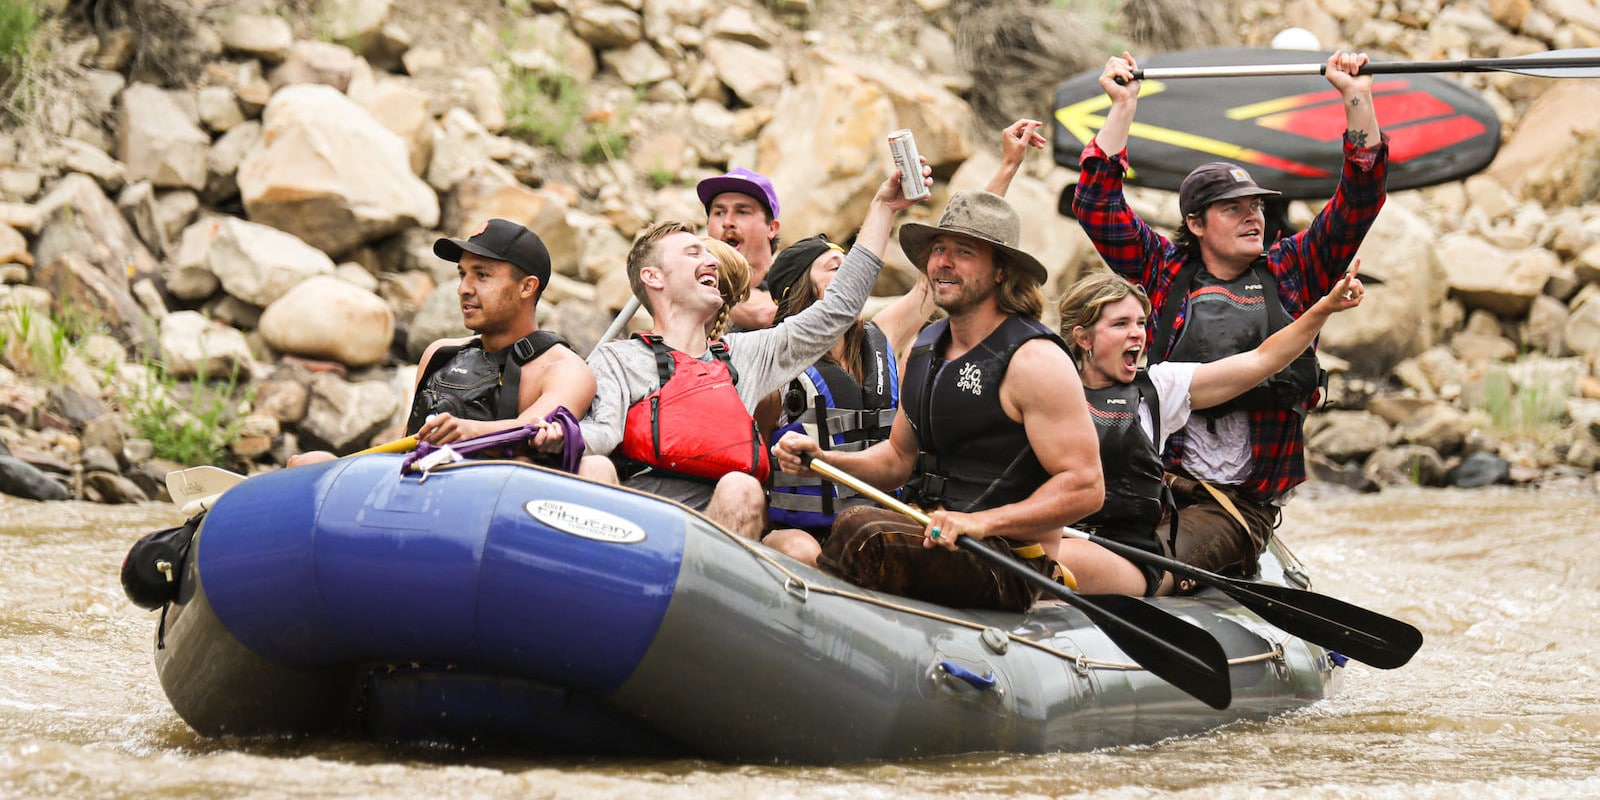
top-left (773, 190), bottom-right (1104, 612)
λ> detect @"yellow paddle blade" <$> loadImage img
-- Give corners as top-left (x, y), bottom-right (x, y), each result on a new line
top-left (352, 436), bottom-right (419, 456)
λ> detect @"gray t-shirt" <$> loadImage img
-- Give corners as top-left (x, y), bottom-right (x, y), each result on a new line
top-left (580, 244), bottom-right (885, 509)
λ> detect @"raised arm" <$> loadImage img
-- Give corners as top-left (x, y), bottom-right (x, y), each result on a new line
top-left (1093, 52), bottom-right (1140, 156)
top-left (984, 119), bottom-right (1048, 197)
top-left (1327, 51), bottom-right (1380, 149)
top-left (1189, 260), bottom-right (1365, 410)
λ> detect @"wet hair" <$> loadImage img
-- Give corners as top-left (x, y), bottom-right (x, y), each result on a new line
top-left (627, 220), bottom-right (696, 315)
top-left (775, 248), bottom-right (867, 380)
top-left (992, 250), bottom-right (1046, 320)
top-left (702, 237), bottom-right (751, 339)
top-left (1056, 271), bottom-right (1151, 364)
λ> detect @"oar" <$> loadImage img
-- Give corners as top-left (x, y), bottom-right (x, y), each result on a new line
top-left (803, 455), bottom-right (1232, 710)
top-left (597, 296), bottom-right (641, 346)
top-left (1128, 47), bottom-right (1600, 81)
top-left (164, 436), bottom-right (421, 514)
top-left (1061, 527), bottom-right (1423, 669)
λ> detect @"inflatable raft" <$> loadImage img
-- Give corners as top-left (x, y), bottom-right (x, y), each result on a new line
top-left (153, 455), bottom-right (1339, 763)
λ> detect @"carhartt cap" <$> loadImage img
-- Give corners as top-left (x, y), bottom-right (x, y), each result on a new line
top-left (1178, 162), bottom-right (1282, 218)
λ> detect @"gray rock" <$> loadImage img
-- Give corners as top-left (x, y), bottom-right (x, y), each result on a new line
top-left (0, 455), bottom-right (69, 501)
top-left (1445, 451), bottom-right (1512, 488)
top-left (81, 445), bottom-right (121, 474)
top-left (297, 373), bottom-right (400, 454)
top-left (84, 470), bottom-right (149, 504)
top-left (1306, 452), bottom-right (1376, 493)
top-left (1307, 410), bottom-right (1393, 462)
top-left (1363, 445), bottom-right (1446, 488)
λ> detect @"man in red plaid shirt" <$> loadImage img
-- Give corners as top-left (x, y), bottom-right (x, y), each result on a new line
top-left (1072, 51), bottom-right (1387, 589)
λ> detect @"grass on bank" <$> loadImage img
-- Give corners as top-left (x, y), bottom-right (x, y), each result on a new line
top-left (121, 359), bottom-right (254, 467)
top-left (0, 0), bottom-right (44, 122)
top-left (0, 300), bottom-right (254, 467)
top-left (1475, 361), bottom-right (1573, 445)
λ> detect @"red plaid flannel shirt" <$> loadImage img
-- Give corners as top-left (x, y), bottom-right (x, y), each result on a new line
top-left (1073, 135), bottom-right (1389, 503)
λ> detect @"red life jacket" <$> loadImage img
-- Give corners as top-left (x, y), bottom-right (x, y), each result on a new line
top-left (620, 333), bottom-right (771, 483)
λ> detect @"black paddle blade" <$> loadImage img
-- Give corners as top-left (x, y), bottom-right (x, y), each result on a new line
top-left (1071, 592), bottom-right (1234, 710)
top-left (1217, 578), bottom-right (1424, 670)
top-left (957, 538), bottom-right (1232, 709)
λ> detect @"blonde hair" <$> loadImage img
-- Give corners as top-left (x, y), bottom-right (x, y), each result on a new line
top-left (626, 220), bottom-right (696, 314)
top-left (1056, 271), bottom-right (1151, 364)
top-left (702, 237), bottom-right (751, 339)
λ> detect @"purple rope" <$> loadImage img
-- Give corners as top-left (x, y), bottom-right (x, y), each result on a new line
top-left (399, 406), bottom-right (585, 474)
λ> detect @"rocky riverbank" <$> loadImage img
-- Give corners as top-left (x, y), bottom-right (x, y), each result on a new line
top-left (1, 0), bottom-right (1600, 504)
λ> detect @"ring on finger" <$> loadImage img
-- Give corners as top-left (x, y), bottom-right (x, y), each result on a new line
top-left (930, 527), bottom-right (942, 540)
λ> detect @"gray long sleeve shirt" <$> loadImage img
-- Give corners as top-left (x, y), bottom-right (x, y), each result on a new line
top-left (580, 243), bottom-right (885, 508)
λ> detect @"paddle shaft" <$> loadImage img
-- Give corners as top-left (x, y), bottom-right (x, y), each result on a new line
top-left (801, 455), bottom-right (1233, 709)
top-left (1129, 50), bottom-right (1600, 81)
top-left (1062, 526), bottom-right (1423, 669)
top-left (597, 297), bottom-right (642, 346)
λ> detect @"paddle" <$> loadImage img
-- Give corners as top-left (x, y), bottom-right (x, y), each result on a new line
top-left (1060, 527), bottom-right (1423, 669)
top-left (164, 436), bottom-right (421, 514)
top-left (1127, 48), bottom-right (1600, 81)
top-left (597, 296), bottom-right (641, 346)
top-left (802, 455), bottom-right (1233, 710)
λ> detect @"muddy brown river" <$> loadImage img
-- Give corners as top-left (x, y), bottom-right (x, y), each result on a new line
top-left (2, 487), bottom-right (1597, 798)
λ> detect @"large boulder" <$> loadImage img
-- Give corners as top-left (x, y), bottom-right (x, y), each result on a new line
top-left (1435, 232), bottom-right (1552, 318)
top-left (238, 84), bottom-right (439, 257)
top-left (406, 283), bottom-right (471, 362)
top-left (297, 373), bottom-right (399, 454)
top-left (443, 169), bottom-right (580, 278)
top-left (117, 84), bottom-right (210, 191)
top-left (157, 310), bottom-right (255, 380)
top-left (32, 173), bottom-right (159, 289)
top-left (258, 275), bottom-right (395, 368)
top-left (176, 216), bottom-right (337, 307)
top-left (1320, 201), bottom-right (1447, 375)
top-left (1485, 81), bottom-right (1600, 207)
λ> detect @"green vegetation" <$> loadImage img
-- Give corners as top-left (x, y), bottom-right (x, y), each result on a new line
top-left (646, 164), bottom-right (675, 190)
top-left (121, 359), bottom-right (255, 467)
top-left (497, 34), bottom-right (632, 165)
top-left (503, 67), bottom-right (586, 151)
top-left (1476, 362), bottom-right (1572, 444)
top-left (0, 0), bottom-right (43, 120)
top-left (0, 301), bottom-right (105, 383)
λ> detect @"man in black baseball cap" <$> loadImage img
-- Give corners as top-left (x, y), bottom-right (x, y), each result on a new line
top-left (288, 218), bottom-right (595, 467)
top-left (406, 218), bottom-right (594, 448)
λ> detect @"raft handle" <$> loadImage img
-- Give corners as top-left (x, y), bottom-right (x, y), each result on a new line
top-left (936, 660), bottom-right (999, 693)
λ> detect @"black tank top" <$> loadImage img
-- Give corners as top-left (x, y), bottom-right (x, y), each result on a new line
top-left (899, 316), bottom-right (1063, 512)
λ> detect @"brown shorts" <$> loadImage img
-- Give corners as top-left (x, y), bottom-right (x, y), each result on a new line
top-left (817, 506), bottom-right (1053, 612)
top-left (1160, 475), bottom-right (1277, 594)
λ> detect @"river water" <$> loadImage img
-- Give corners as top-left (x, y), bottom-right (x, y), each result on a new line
top-left (2, 487), bottom-right (1597, 799)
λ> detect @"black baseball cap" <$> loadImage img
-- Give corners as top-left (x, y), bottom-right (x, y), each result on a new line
top-left (434, 218), bottom-right (552, 287)
top-left (1178, 162), bottom-right (1282, 218)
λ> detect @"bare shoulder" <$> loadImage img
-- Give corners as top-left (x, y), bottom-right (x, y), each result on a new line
top-left (1010, 337), bottom-right (1077, 379)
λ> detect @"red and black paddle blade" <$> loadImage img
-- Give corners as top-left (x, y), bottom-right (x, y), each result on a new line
top-left (1052, 47), bottom-right (1501, 204)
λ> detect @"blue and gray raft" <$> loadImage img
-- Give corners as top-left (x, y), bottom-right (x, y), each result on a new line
top-left (153, 455), bottom-right (1338, 763)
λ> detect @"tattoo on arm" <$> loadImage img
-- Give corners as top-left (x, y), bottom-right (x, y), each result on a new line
top-left (1344, 129), bottom-right (1369, 148)
top-left (1348, 96), bottom-right (1362, 109)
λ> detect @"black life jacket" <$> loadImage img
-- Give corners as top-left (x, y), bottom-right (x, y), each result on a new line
top-left (899, 316), bottom-right (1064, 512)
top-left (1154, 256), bottom-right (1325, 416)
top-left (1078, 370), bottom-right (1167, 557)
top-left (618, 333), bottom-right (770, 484)
top-left (405, 331), bottom-right (570, 436)
top-left (768, 322), bottom-right (899, 530)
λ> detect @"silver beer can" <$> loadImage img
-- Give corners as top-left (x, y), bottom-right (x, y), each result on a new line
top-left (888, 129), bottom-right (931, 201)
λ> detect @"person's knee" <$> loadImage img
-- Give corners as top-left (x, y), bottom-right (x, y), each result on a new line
top-left (287, 451), bottom-right (336, 467)
top-left (578, 455), bottom-right (618, 484)
top-left (763, 528), bottom-right (822, 566)
top-left (713, 472), bottom-right (764, 506)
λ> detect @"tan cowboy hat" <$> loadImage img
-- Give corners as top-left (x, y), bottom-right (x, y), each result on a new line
top-left (898, 190), bottom-right (1048, 286)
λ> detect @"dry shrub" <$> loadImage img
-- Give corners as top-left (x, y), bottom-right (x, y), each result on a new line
top-left (65, 0), bottom-right (202, 87)
top-left (954, 4), bottom-right (1105, 130)
top-left (1113, 0), bottom-right (1235, 53)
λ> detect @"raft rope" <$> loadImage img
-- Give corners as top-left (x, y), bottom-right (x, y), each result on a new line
top-left (404, 460), bottom-right (1289, 674)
